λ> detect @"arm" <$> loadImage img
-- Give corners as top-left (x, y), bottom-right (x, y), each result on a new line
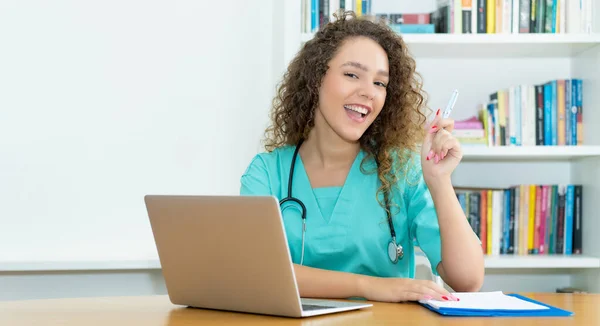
top-left (428, 177), bottom-right (485, 292)
top-left (294, 264), bottom-right (365, 298)
top-left (294, 263), bottom-right (452, 302)
top-left (419, 114), bottom-right (485, 292)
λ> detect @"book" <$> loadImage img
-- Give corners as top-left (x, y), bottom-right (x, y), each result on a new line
top-left (454, 184), bottom-right (582, 255)
top-left (431, 0), bottom-right (593, 34)
top-left (419, 291), bottom-right (574, 317)
top-left (477, 79), bottom-right (583, 147)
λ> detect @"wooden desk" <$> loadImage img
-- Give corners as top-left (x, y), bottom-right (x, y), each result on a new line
top-left (0, 293), bottom-right (596, 325)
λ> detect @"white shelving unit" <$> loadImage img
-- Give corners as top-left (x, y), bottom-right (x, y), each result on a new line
top-left (461, 145), bottom-right (600, 161)
top-left (4, 255), bottom-right (596, 271)
top-left (484, 255), bottom-right (600, 269)
top-left (276, 2), bottom-right (600, 293)
top-left (299, 33), bottom-right (600, 58)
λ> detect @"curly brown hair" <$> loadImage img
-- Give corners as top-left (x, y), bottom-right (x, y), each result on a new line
top-left (263, 11), bottom-right (430, 213)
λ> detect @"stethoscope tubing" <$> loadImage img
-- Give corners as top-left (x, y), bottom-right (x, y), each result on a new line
top-left (278, 139), bottom-right (403, 265)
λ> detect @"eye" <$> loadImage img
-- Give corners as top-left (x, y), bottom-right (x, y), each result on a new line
top-left (375, 81), bottom-right (387, 88)
top-left (344, 72), bottom-right (358, 79)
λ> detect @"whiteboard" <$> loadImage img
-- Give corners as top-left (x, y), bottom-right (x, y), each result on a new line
top-left (0, 0), bottom-right (275, 263)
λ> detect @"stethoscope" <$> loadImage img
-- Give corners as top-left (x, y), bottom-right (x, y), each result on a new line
top-left (278, 139), bottom-right (404, 266)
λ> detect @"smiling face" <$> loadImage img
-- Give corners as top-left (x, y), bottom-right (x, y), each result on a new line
top-left (315, 36), bottom-right (390, 143)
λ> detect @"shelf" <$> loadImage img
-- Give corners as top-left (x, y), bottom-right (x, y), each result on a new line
top-left (5, 256), bottom-right (599, 272)
top-left (300, 33), bottom-right (600, 58)
top-left (484, 255), bottom-right (600, 269)
top-left (460, 145), bottom-right (600, 161)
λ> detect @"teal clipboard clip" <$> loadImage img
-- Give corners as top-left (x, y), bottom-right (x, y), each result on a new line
top-left (419, 294), bottom-right (574, 317)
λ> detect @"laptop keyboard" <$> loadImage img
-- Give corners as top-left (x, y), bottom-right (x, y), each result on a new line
top-left (302, 304), bottom-right (336, 311)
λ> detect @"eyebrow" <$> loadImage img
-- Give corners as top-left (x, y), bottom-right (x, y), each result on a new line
top-left (341, 61), bottom-right (389, 77)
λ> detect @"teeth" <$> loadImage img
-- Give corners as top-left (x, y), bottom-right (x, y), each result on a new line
top-left (344, 105), bottom-right (368, 115)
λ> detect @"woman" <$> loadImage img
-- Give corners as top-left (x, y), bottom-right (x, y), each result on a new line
top-left (240, 11), bottom-right (484, 303)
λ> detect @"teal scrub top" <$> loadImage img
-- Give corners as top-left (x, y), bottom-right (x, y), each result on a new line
top-left (239, 145), bottom-right (442, 278)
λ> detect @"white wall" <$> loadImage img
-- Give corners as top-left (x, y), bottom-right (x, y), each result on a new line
top-left (1, 270), bottom-right (167, 301)
top-left (0, 0), bottom-right (274, 263)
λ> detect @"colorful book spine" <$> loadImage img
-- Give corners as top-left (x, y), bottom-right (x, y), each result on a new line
top-left (455, 184), bottom-right (582, 255)
top-left (431, 0), bottom-right (593, 33)
top-left (477, 79), bottom-right (583, 147)
top-left (302, 0), bottom-right (593, 34)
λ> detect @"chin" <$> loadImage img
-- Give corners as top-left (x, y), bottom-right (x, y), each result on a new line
top-left (338, 129), bottom-right (367, 143)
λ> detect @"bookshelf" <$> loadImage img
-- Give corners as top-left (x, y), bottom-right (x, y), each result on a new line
top-left (276, 2), bottom-right (600, 293)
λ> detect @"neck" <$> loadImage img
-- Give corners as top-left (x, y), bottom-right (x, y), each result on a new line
top-left (300, 113), bottom-right (360, 169)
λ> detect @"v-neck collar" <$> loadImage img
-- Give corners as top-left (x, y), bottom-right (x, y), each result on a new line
top-left (295, 149), bottom-right (368, 225)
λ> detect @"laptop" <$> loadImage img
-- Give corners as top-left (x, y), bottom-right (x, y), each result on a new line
top-left (144, 195), bottom-right (372, 318)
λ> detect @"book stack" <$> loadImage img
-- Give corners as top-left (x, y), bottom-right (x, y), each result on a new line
top-left (301, 0), bottom-right (374, 34)
top-left (478, 79), bottom-right (583, 147)
top-left (433, 0), bottom-right (594, 34)
top-left (375, 13), bottom-right (435, 34)
top-left (452, 116), bottom-right (486, 146)
top-left (455, 184), bottom-right (582, 256)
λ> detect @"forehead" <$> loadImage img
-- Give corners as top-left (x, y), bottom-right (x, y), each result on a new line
top-left (330, 36), bottom-right (389, 71)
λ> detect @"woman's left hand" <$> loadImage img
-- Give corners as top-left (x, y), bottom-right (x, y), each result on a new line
top-left (420, 109), bottom-right (463, 187)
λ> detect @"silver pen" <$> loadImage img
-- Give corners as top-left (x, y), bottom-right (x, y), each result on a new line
top-left (443, 89), bottom-right (459, 119)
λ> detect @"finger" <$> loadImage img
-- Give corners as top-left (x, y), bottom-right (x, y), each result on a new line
top-left (435, 118), bottom-right (455, 132)
top-left (397, 291), bottom-right (431, 302)
top-left (426, 108), bottom-right (442, 128)
top-left (412, 281), bottom-right (452, 301)
top-left (420, 280), bottom-right (456, 301)
top-left (424, 117), bottom-right (453, 152)
top-left (440, 138), bottom-right (461, 160)
top-left (413, 284), bottom-right (445, 301)
top-left (431, 130), bottom-right (451, 150)
top-left (423, 109), bottom-right (442, 145)
top-left (427, 282), bottom-right (458, 302)
top-left (429, 130), bottom-right (452, 162)
top-left (425, 121), bottom-right (455, 162)
top-left (434, 134), bottom-right (454, 161)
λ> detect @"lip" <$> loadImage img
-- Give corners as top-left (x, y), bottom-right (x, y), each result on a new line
top-left (344, 103), bottom-right (372, 123)
top-left (344, 103), bottom-right (372, 114)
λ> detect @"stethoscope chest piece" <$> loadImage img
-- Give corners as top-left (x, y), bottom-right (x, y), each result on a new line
top-left (388, 237), bottom-right (403, 264)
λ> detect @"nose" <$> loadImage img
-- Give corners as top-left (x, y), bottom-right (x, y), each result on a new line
top-left (358, 82), bottom-right (376, 100)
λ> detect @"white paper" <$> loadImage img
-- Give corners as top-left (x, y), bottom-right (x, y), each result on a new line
top-left (419, 291), bottom-right (550, 311)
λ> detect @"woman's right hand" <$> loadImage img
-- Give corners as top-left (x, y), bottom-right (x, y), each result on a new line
top-left (358, 276), bottom-right (459, 303)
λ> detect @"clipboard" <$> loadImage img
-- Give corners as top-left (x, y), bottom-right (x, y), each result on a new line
top-left (419, 293), bottom-right (574, 317)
